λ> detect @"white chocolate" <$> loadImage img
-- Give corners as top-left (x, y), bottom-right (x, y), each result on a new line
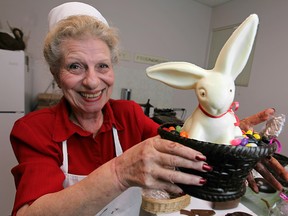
top-left (146, 14), bottom-right (259, 145)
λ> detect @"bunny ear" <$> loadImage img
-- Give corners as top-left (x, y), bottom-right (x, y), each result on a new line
top-left (146, 62), bottom-right (209, 89)
top-left (213, 14), bottom-right (259, 80)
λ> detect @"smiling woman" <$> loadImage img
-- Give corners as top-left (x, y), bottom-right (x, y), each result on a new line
top-left (9, 2), bottom-right (211, 216)
top-left (9, 2), bottom-right (287, 216)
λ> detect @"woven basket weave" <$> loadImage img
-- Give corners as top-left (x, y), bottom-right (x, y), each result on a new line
top-left (141, 194), bottom-right (191, 214)
top-left (158, 123), bottom-right (277, 202)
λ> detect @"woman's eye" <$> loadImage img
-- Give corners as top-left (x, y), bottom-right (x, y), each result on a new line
top-left (99, 63), bottom-right (109, 69)
top-left (67, 63), bottom-right (85, 74)
top-left (97, 63), bottom-right (110, 72)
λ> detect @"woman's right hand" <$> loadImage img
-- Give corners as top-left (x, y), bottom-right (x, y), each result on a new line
top-left (114, 135), bottom-right (212, 194)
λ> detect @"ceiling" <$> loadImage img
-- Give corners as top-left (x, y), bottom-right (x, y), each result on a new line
top-left (194, 0), bottom-right (232, 7)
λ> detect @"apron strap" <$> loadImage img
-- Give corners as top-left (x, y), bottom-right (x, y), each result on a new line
top-left (61, 140), bottom-right (69, 174)
top-left (62, 126), bottom-right (122, 173)
top-left (112, 126), bottom-right (123, 157)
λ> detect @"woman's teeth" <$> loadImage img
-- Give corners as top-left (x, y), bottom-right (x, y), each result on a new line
top-left (80, 91), bottom-right (102, 99)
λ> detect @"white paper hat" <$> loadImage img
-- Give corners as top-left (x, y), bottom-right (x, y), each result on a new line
top-left (48, 2), bottom-right (109, 30)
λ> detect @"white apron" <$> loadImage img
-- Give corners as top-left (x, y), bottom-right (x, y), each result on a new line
top-left (60, 127), bottom-right (142, 216)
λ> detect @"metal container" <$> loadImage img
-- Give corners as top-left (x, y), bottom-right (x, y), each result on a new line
top-left (121, 88), bottom-right (131, 100)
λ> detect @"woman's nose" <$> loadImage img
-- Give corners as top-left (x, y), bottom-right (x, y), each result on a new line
top-left (82, 69), bottom-right (100, 89)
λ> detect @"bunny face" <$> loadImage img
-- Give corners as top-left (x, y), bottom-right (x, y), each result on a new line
top-left (195, 72), bottom-right (235, 116)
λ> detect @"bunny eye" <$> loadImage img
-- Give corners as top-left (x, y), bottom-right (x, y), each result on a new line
top-left (199, 89), bottom-right (206, 97)
top-left (229, 89), bottom-right (233, 93)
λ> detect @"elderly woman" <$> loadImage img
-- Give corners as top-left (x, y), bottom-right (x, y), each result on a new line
top-left (10, 2), bottom-right (285, 216)
top-left (11, 2), bottom-right (211, 216)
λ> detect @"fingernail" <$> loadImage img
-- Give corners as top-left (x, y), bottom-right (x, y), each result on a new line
top-left (202, 164), bottom-right (213, 172)
top-left (199, 178), bottom-right (207, 185)
top-left (196, 155), bottom-right (206, 161)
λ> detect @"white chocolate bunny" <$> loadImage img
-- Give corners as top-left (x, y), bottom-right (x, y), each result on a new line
top-left (146, 14), bottom-right (259, 145)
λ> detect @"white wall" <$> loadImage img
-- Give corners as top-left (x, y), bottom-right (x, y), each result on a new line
top-left (212, 0), bottom-right (288, 155)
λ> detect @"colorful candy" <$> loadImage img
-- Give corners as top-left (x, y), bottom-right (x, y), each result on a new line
top-left (246, 143), bottom-right (258, 147)
top-left (231, 138), bottom-right (242, 146)
top-left (180, 131), bottom-right (188, 138)
top-left (168, 126), bottom-right (176, 131)
top-left (253, 133), bottom-right (261, 140)
top-left (165, 125), bottom-right (188, 138)
top-left (164, 125), bottom-right (272, 148)
top-left (175, 125), bottom-right (182, 133)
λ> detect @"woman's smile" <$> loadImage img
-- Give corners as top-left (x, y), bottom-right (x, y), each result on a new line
top-left (79, 89), bottom-right (104, 100)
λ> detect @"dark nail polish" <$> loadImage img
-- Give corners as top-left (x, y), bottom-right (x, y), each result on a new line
top-left (196, 155), bottom-right (206, 161)
top-left (202, 164), bottom-right (213, 172)
top-left (199, 178), bottom-right (207, 185)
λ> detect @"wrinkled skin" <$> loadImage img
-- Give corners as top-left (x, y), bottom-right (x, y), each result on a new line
top-left (115, 135), bottom-right (209, 194)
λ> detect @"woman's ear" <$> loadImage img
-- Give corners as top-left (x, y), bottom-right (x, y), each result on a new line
top-left (50, 68), bottom-right (61, 89)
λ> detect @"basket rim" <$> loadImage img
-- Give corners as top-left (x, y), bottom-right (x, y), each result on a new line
top-left (158, 123), bottom-right (278, 151)
top-left (142, 194), bottom-right (190, 204)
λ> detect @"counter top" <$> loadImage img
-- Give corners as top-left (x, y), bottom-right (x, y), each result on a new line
top-left (140, 187), bottom-right (280, 216)
top-left (156, 196), bottom-right (256, 216)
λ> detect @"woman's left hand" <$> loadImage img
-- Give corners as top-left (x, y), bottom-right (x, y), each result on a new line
top-left (239, 108), bottom-right (288, 193)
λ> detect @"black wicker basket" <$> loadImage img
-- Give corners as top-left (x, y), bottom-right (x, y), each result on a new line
top-left (158, 123), bottom-right (277, 202)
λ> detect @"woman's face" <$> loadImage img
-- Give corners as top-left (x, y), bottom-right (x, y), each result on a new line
top-left (58, 37), bottom-right (114, 115)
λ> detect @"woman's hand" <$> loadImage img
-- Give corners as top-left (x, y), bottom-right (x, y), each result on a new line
top-left (114, 136), bottom-right (211, 194)
top-left (240, 108), bottom-right (288, 193)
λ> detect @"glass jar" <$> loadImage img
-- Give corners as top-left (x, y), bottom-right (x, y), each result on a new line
top-left (268, 190), bottom-right (288, 216)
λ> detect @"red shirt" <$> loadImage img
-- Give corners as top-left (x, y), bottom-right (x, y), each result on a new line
top-left (10, 98), bottom-right (159, 214)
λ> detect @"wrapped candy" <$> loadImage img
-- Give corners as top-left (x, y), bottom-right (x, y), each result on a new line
top-left (260, 114), bottom-right (286, 139)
